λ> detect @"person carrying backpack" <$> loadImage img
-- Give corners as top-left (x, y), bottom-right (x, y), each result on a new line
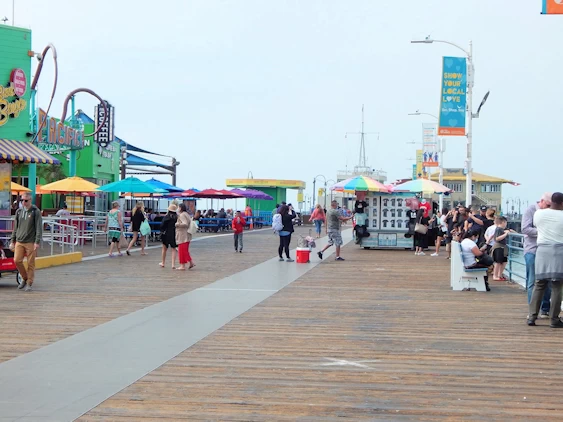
top-left (10, 193), bottom-right (43, 291)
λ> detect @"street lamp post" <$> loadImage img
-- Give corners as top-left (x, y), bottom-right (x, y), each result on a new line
top-left (326, 179), bottom-right (336, 203)
top-left (313, 174), bottom-right (326, 209)
top-left (408, 111), bottom-right (445, 211)
top-left (411, 38), bottom-right (476, 207)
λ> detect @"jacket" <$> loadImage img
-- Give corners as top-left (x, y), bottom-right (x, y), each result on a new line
top-left (175, 211), bottom-right (193, 244)
top-left (281, 213), bottom-right (295, 233)
top-left (11, 205), bottom-right (42, 244)
top-left (160, 212), bottom-right (177, 245)
top-left (232, 216), bottom-right (246, 234)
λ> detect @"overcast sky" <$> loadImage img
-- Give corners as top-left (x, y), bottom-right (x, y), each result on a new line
top-left (4, 0), bottom-right (561, 209)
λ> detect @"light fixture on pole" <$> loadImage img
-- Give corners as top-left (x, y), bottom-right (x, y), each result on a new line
top-left (313, 174), bottom-right (326, 208)
top-left (411, 38), bottom-right (490, 207)
top-left (408, 111), bottom-right (445, 210)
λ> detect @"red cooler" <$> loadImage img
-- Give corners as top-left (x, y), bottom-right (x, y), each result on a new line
top-left (296, 247), bottom-right (311, 263)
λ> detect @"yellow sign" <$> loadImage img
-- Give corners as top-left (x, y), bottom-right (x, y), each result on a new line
top-left (416, 149), bottom-right (423, 179)
top-left (297, 192), bottom-right (303, 202)
top-left (226, 179), bottom-right (306, 189)
top-left (0, 83), bottom-right (27, 127)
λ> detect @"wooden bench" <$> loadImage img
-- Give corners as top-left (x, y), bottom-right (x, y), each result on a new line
top-left (450, 241), bottom-right (488, 292)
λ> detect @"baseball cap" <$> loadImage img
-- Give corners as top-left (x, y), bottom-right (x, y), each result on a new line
top-left (480, 205), bottom-right (488, 211)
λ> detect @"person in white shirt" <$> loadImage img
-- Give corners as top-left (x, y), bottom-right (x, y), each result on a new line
top-left (460, 229), bottom-right (493, 291)
top-left (528, 192), bottom-right (563, 328)
top-left (55, 204), bottom-right (71, 217)
top-left (431, 207), bottom-right (449, 257)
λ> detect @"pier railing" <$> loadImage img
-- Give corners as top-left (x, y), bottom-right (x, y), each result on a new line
top-left (506, 233), bottom-right (525, 288)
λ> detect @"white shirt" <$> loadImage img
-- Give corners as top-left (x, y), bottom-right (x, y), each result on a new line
top-left (534, 208), bottom-right (563, 245)
top-left (439, 215), bottom-right (448, 232)
top-left (461, 238), bottom-right (478, 267)
top-left (56, 209), bottom-right (71, 217)
top-left (484, 224), bottom-right (497, 246)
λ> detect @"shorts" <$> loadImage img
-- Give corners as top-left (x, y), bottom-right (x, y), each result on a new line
top-left (162, 240), bottom-right (177, 249)
top-left (327, 230), bottom-right (343, 247)
top-left (111, 237), bottom-right (120, 243)
top-left (493, 248), bottom-right (507, 263)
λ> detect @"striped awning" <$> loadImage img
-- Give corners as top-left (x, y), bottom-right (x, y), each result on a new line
top-left (0, 139), bottom-right (60, 164)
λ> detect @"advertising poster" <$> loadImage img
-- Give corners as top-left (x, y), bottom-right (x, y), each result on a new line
top-left (415, 149), bottom-right (423, 178)
top-left (422, 123), bottom-right (439, 167)
top-left (0, 163), bottom-right (12, 222)
top-left (438, 56), bottom-right (467, 136)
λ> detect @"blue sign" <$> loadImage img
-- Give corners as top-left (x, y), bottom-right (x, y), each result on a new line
top-left (438, 56), bottom-right (467, 136)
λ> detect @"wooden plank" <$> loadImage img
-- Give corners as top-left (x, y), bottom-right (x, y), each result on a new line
top-left (80, 245), bottom-right (561, 420)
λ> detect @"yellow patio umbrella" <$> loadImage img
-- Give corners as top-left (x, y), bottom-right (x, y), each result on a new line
top-left (11, 181), bottom-right (30, 193)
top-left (40, 176), bottom-right (100, 193)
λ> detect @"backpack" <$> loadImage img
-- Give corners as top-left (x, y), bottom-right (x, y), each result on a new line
top-left (272, 213), bottom-right (283, 232)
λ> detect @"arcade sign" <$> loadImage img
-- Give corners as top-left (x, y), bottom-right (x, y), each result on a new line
top-left (37, 108), bottom-right (84, 150)
top-left (0, 68), bottom-right (28, 127)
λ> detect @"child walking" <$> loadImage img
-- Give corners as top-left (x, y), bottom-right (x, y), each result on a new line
top-left (491, 216), bottom-right (514, 281)
top-left (232, 210), bottom-right (246, 253)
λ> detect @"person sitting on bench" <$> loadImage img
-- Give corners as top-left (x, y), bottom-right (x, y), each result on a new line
top-left (461, 229), bottom-right (493, 291)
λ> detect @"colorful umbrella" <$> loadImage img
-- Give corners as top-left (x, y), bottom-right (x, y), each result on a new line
top-left (97, 177), bottom-right (167, 194)
top-left (393, 179), bottom-right (451, 194)
top-left (40, 176), bottom-right (100, 193)
top-left (191, 189), bottom-right (243, 199)
top-left (145, 178), bottom-right (184, 193)
top-left (330, 176), bottom-right (389, 193)
top-left (230, 188), bottom-right (274, 200)
top-left (11, 181), bottom-right (30, 193)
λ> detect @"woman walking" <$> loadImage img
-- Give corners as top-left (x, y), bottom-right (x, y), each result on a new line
top-left (159, 204), bottom-right (178, 268)
top-left (278, 205), bottom-right (295, 262)
top-left (310, 204), bottom-right (325, 238)
top-left (126, 201), bottom-right (147, 256)
top-left (105, 201), bottom-right (124, 257)
top-left (175, 203), bottom-right (195, 270)
top-left (414, 208), bottom-right (429, 256)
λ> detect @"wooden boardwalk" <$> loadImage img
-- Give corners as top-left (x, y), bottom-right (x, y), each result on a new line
top-left (71, 243), bottom-right (563, 421)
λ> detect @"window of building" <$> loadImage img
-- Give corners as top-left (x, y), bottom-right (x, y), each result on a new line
top-left (11, 177), bottom-right (39, 188)
top-left (480, 183), bottom-right (501, 193)
top-left (445, 183), bottom-right (463, 192)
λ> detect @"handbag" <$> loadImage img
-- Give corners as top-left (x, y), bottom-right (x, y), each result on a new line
top-left (140, 219), bottom-right (151, 236)
top-left (187, 219), bottom-right (199, 235)
top-left (119, 234), bottom-right (128, 248)
top-left (414, 223), bottom-right (428, 235)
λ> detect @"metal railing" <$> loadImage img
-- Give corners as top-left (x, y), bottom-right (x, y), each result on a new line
top-left (43, 220), bottom-right (77, 255)
top-left (506, 233), bottom-right (526, 288)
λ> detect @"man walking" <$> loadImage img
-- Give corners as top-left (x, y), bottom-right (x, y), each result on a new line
top-left (527, 192), bottom-right (563, 328)
top-left (232, 210), bottom-right (245, 253)
top-left (317, 200), bottom-right (352, 261)
top-left (10, 192), bottom-right (43, 292)
top-left (522, 193), bottom-right (552, 318)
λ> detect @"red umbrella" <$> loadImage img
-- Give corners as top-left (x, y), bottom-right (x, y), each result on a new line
top-left (178, 189), bottom-right (199, 197)
top-left (191, 189), bottom-right (243, 199)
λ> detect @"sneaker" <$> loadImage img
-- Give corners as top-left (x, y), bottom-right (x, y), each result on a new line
top-left (317, 251), bottom-right (323, 260)
top-left (431, 253), bottom-right (439, 257)
top-left (239, 250), bottom-right (242, 253)
top-left (527, 319), bottom-right (536, 326)
top-left (24, 284), bottom-right (32, 292)
top-left (414, 251), bottom-right (419, 255)
top-left (550, 319), bottom-right (563, 328)
top-left (418, 252), bottom-right (426, 256)
top-left (335, 257), bottom-right (345, 261)
top-left (279, 257), bottom-right (285, 262)
top-left (18, 280), bottom-right (26, 290)
top-left (539, 311), bottom-right (549, 319)
top-left (286, 258), bottom-right (294, 262)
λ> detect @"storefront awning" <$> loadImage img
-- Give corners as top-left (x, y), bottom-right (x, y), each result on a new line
top-left (0, 139), bottom-right (60, 164)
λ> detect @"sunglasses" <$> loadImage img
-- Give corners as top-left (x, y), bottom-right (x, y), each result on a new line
top-left (21, 199), bottom-right (30, 203)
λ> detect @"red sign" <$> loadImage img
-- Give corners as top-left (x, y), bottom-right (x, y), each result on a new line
top-left (10, 68), bottom-right (27, 97)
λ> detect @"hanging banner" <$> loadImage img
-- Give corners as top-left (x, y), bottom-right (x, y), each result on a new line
top-left (422, 123), bottom-right (439, 167)
top-left (415, 149), bottom-right (423, 178)
top-left (94, 101), bottom-right (115, 149)
top-left (543, 0), bottom-right (563, 14)
top-left (412, 164), bottom-right (417, 180)
top-left (438, 56), bottom-right (467, 136)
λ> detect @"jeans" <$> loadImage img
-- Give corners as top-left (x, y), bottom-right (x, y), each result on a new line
top-left (525, 252), bottom-right (551, 312)
top-left (313, 219), bottom-right (322, 234)
top-left (234, 233), bottom-right (243, 251)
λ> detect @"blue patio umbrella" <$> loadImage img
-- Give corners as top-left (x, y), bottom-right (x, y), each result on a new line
top-left (145, 178), bottom-right (184, 193)
top-left (97, 177), bottom-right (168, 194)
